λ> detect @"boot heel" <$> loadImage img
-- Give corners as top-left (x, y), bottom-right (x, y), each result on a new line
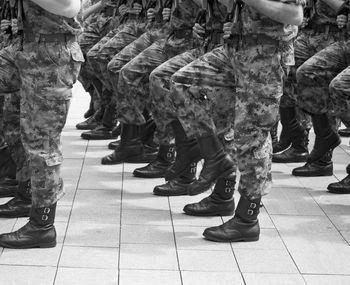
top-left (39, 240), bottom-right (57, 248)
top-left (241, 236), bottom-right (259, 242)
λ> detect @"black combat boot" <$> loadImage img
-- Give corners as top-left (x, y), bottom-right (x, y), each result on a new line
top-left (164, 120), bottom-right (201, 181)
top-left (339, 127), bottom-right (350, 137)
top-left (327, 163), bottom-right (350, 194)
top-left (187, 134), bottom-right (236, 196)
top-left (0, 180), bottom-right (32, 218)
top-left (273, 107), bottom-right (307, 154)
top-left (292, 149), bottom-right (333, 177)
top-left (183, 174), bottom-right (236, 216)
top-left (0, 203), bottom-right (57, 249)
top-left (0, 178), bottom-right (18, 198)
top-left (203, 196), bottom-right (261, 242)
top-left (272, 129), bottom-right (309, 163)
top-left (101, 124), bottom-right (151, 164)
top-left (133, 145), bottom-right (175, 178)
top-left (76, 108), bottom-right (103, 130)
top-left (153, 162), bottom-right (197, 196)
top-left (0, 147), bottom-right (16, 180)
top-left (81, 104), bottom-right (118, 140)
top-left (308, 114), bottom-right (341, 163)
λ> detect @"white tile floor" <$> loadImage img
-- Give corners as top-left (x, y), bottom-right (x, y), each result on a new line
top-left (0, 82), bottom-right (350, 285)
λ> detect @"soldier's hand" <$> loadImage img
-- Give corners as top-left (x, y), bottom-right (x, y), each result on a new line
top-left (147, 8), bottom-right (155, 22)
top-left (337, 14), bottom-right (348, 29)
top-left (300, 17), bottom-right (309, 29)
top-left (100, 0), bottom-right (109, 8)
top-left (0, 20), bottom-right (11, 33)
top-left (129, 3), bottom-right (142, 15)
top-left (223, 22), bottom-right (233, 39)
top-left (118, 4), bottom-right (128, 16)
top-left (11, 19), bottom-right (18, 34)
top-left (162, 8), bottom-right (171, 21)
top-left (192, 23), bottom-right (205, 39)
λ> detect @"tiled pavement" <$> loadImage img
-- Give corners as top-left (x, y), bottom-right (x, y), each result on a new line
top-left (0, 83), bottom-right (350, 285)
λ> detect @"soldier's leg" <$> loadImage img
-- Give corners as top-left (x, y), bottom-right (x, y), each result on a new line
top-left (170, 47), bottom-right (236, 197)
top-left (133, 49), bottom-right (200, 181)
top-left (293, 42), bottom-right (347, 177)
top-left (327, 65), bottom-right (350, 194)
top-left (102, 40), bottom-right (170, 165)
top-left (0, 96), bottom-right (16, 185)
top-left (203, 44), bottom-right (283, 243)
top-left (83, 22), bottom-right (145, 140)
top-left (0, 40), bottom-right (84, 249)
top-left (0, 43), bottom-right (28, 208)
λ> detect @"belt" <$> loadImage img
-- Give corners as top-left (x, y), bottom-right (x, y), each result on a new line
top-left (307, 23), bottom-right (341, 34)
top-left (24, 32), bottom-right (76, 43)
top-left (172, 29), bottom-right (192, 39)
top-left (225, 34), bottom-right (279, 48)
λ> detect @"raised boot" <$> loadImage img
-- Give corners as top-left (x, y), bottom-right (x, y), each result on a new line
top-left (133, 145), bottom-right (175, 178)
top-left (76, 108), bottom-right (103, 130)
top-left (308, 114), bottom-right (341, 163)
top-left (153, 162), bottom-right (197, 196)
top-left (183, 174), bottom-right (235, 216)
top-left (272, 129), bottom-right (309, 163)
top-left (292, 149), bottom-right (333, 177)
top-left (164, 120), bottom-right (201, 181)
top-left (0, 147), bottom-right (16, 180)
top-left (0, 178), bottom-right (18, 198)
top-left (0, 180), bottom-right (32, 218)
top-left (0, 203), bottom-right (57, 249)
top-left (101, 124), bottom-right (151, 165)
top-left (203, 196), bottom-right (261, 242)
top-left (273, 107), bottom-right (306, 154)
top-left (187, 134), bottom-right (236, 196)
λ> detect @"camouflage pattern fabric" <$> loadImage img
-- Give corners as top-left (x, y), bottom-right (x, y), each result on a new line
top-left (297, 40), bottom-right (350, 116)
top-left (115, 0), bottom-right (204, 125)
top-left (149, 48), bottom-right (203, 144)
top-left (23, 1), bottom-right (82, 35)
top-left (281, 28), bottom-right (345, 129)
top-left (170, 46), bottom-right (234, 139)
top-left (0, 34), bottom-right (84, 207)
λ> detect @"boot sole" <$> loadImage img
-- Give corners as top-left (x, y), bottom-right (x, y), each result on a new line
top-left (203, 234), bottom-right (259, 243)
top-left (133, 172), bottom-right (165, 178)
top-left (0, 212), bottom-right (30, 218)
top-left (183, 210), bottom-right (234, 217)
top-left (272, 157), bottom-right (308, 163)
top-left (292, 171), bottom-right (333, 177)
top-left (0, 240), bottom-right (56, 249)
top-left (153, 190), bottom-right (188, 196)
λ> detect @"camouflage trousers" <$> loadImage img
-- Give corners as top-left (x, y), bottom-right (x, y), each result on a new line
top-left (78, 14), bottom-right (113, 109)
top-left (0, 38), bottom-right (83, 207)
top-left (172, 44), bottom-right (284, 199)
top-left (116, 36), bottom-right (193, 125)
top-left (297, 40), bottom-right (350, 119)
top-left (0, 37), bottom-right (29, 182)
top-left (149, 48), bottom-right (205, 144)
top-left (87, 20), bottom-right (147, 111)
top-left (281, 30), bottom-right (344, 129)
top-left (108, 23), bottom-right (171, 107)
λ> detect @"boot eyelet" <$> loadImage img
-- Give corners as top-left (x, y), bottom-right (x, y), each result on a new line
top-left (42, 215), bottom-right (49, 221)
top-left (250, 203), bottom-right (257, 209)
top-left (190, 168), bottom-right (196, 173)
top-left (167, 153), bottom-right (173, 158)
top-left (247, 209), bottom-right (254, 216)
top-left (43, 208), bottom-right (51, 214)
top-left (225, 187), bottom-right (231, 193)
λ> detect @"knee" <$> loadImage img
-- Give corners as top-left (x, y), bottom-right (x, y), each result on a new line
top-left (329, 77), bottom-right (341, 94)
